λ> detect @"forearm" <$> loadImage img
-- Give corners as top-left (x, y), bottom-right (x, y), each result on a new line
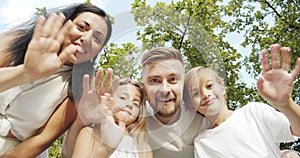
top-left (2, 98), bottom-right (77, 158)
top-left (62, 116), bottom-right (85, 158)
top-left (1, 134), bottom-right (53, 158)
top-left (0, 65), bottom-right (33, 92)
top-left (280, 98), bottom-right (300, 136)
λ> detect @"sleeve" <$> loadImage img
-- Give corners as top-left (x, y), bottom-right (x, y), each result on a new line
top-left (251, 102), bottom-right (294, 143)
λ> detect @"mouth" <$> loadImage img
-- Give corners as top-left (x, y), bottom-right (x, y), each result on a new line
top-left (120, 110), bottom-right (131, 116)
top-left (157, 98), bottom-right (176, 105)
top-left (200, 98), bottom-right (215, 106)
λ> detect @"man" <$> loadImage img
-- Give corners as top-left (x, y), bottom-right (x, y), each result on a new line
top-left (140, 46), bottom-right (300, 158)
top-left (141, 47), bottom-right (209, 157)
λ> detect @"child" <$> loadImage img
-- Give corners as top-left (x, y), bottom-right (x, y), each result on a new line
top-left (183, 44), bottom-right (300, 157)
top-left (72, 78), bottom-right (152, 158)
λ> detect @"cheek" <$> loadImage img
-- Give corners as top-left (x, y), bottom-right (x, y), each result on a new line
top-left (191, 98), bottom-right (199, 111)
top-left (90, 44), bottom-right (102, 56)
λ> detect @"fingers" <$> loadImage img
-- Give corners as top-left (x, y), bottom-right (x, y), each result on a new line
top-left (42, 13), bottom-right (66, 38)
top-left (82, 74), bottom-right (90, 96)
top-left (281, 47), bottom-right (291, 71)
top-left (57, 44), bottom-right (77, 65)
top-left (270, 44), bottom-right (281, 69)
top-left (32, 16), bottom-right (46, 40)
top-left (110, 75), bottom-right (120, 94)
top-left (291, 58), bottom-right (300, 80)
top-left (256, 76), bottom-right (265, 95)
top-left (56, 20), bottom-right (73, 44)
top-left (100, 68), bottom-right (113, 93)
top-left (94, 68), bottom-right (114, 95)
top-left (94, 67), bottom-right (104, 89)
top-left (261, 49), bottom-right (270, 74)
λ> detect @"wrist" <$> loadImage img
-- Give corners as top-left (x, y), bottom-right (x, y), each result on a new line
top-left (19, 64), bottom-right (35, 83)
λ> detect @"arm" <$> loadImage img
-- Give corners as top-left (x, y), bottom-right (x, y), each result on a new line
top-left (72, 126), bottom-right (115, 158)
top-left (281, 150), bottom-right (300, 158)
top-left (0, 13), bottom-right (77, 92)
top-left (62, 67), bottom-right (119, 157)
top-left (257, 44), bottom-right (300, 136)
top-left (1, 98), bottom-right (77, 158)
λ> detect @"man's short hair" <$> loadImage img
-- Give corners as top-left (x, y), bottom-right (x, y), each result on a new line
top-left (141, 47), bottom-right (184, 67)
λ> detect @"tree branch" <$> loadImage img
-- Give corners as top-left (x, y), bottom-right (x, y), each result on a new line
top-left (265, 0), bottom-right (300, 29)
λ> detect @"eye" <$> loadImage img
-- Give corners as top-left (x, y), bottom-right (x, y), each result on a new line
top-left (168, 77), bottom-right (178, 83)
top-left (93, 36), bottom-right (102, 44)
top-left (133, 102), bottom-right (140, 107)
top-left (192, 91), bottom-right (199, 97)
top-left (76, 23), bottom-right (88, 31)
top-left (207, 83), bottom-right (213, 89)
top-left (150, 78), bottom-right (160, 84)
top-left (92, 32), bottom-right (102, 44)
top-left (119, 96), bottom-right (126, 100)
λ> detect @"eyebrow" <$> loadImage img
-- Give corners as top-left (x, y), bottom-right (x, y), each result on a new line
top-left (82, 20), bottom-right (105, 36)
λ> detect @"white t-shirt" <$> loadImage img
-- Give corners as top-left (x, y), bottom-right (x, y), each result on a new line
top-left (0, 65), bottom-right (71, 141)
top-left (146, 102), bottom-right (209, 158)
top-left (194, 102), bottom-right (294, 158)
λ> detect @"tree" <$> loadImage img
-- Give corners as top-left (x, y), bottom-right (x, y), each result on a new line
top-left (131, 0), bottom-right (256, 109)
top-left (223, 0), bottom-right (300, 98)
top-left (97, 42), bottom-right (143, 80)
top-left (129, 0), bottom-right (300, 151)
top-left (214, 0), bottom-right (300, 151)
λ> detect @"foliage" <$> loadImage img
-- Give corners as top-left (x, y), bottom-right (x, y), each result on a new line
top-left (97, 43), bottom-right (144, 80)
top-left (222, 0), bottom-right (300, 99)
top-left (130, 0), bottom-right (257, 109)
top-left (44, 0), bottom-right (300, 155)
top-left (48, 135), bottom-right (64, 158)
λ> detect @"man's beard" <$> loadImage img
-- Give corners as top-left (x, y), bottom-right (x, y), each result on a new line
top-left (156, 100), bottom-right (181, 118)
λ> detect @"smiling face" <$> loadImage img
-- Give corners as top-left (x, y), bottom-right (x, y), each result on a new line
top-left (113, 83), bottom-right (142, 126)
top-left (142, 59), bottom-right (184, 119)
top-left (187, 68), bottom-right (226, 117)
top-left (64, 12), bottom-right (108, 64)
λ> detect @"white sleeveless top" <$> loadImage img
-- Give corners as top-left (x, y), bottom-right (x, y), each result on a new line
top-left (110, 135), bottom-right (140, 158)
top-left (0, 65), bottom-right (72, 141)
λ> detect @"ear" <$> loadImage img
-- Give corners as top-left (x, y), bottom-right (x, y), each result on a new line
top-left (141, 82), bottom-right (145, 89)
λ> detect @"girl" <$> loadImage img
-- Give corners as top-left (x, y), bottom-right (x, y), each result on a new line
top-left (183, 44), bottom-right (300, 157)
top-left (71, 77), bottom-right (152, 158)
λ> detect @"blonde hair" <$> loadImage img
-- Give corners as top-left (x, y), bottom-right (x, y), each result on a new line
top-left (141, 47), bottom-right (184, 68)
top-left (91, 80), bottom-right (147, 153)
top-left (183, 66), bottom-right (226, 110)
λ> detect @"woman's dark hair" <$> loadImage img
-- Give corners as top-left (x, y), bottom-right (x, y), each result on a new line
top-left (6, 3), bottom-right (112, 102)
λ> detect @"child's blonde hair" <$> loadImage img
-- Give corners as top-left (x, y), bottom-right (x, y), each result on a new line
top-left (91, 79), bottom-right (147, 153)
top-left (183, 66), bottom-right (226, 110)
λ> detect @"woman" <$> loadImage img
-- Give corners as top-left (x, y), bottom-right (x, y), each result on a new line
top-left (0, 3), bottom-right (112, 157)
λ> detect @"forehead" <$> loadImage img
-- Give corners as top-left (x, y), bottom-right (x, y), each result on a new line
top-left (115, 84), bottom-right (141, 96)
top-left (142, 59), bottom-right (184, 78)
top-left (189, 70), bottom-right (214, 87)
top-left (73, 12), bottom-right (107, 31)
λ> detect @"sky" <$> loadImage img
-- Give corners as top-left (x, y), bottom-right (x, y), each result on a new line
top-left (0, 0), bottom-right (255, 85)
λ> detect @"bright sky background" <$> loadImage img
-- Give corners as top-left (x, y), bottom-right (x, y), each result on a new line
top-left (0, 0), bottom-right (255, 85)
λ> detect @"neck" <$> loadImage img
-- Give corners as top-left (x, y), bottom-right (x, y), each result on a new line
top-left (207, 105), bottom-right (233, 128)
top-left (156, 107), bottom-right (181, 125)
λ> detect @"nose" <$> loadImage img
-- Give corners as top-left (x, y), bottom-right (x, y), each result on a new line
top-left (68, 24), bottom-right (83, 42)
top-left (159, 81), bottom-right (171, 97)
top-left (200, 88), bottom-right (211, 99)
top-left (79, 30), bottom-right (93, 46)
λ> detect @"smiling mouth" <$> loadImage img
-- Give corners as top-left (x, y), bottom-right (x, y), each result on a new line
top-left (201, 98), bottom-right (215, 106)
top-left (120, 110), bottom-right (131, 115)
top-left (158, 98), bottom-right (175, 105)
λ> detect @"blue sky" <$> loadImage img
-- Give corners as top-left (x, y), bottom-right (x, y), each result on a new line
top-left (0, 0), bottom-right (255, 85)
